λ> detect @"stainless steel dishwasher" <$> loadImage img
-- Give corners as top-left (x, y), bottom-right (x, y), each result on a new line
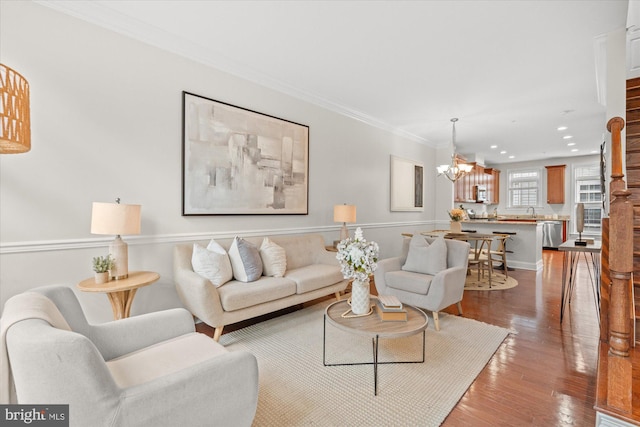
top-left (542, 221), bottom-right (563, 249)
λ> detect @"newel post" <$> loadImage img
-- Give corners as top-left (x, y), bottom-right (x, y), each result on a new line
top-left (606, 117), bottom-right (632, 357)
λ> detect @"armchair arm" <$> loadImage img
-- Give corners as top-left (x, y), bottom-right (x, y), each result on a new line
top-left (424, 265), bottom-right (468, 311)
top-left (372, 257), bottom-right (403, 295)
top-left (115, 350), bottom-right (259, 427)
top-left (90, 308), bottom-right (196, 360)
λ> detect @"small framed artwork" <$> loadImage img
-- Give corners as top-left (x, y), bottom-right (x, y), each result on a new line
top-left (182, 92), bottom-right (309, 215)
top-left (390, 155), bottom-right (424, 212)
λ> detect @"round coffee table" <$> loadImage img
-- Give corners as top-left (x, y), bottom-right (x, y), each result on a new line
top-left (323, 298), bottom-right (429, 395)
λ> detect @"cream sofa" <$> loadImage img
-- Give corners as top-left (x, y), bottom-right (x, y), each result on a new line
top-left (174, 234), bottom-right (349, 340)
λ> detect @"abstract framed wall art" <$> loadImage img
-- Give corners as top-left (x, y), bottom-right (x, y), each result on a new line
top-left (182, 92), bottom-right (309, 215)
top-left (390, 155), bottom-right (424, 212)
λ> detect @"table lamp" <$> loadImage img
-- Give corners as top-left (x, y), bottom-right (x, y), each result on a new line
top-left (91, 198), bottom-right (141, 279)
top-left (334, 204), bottom-right (356, 244)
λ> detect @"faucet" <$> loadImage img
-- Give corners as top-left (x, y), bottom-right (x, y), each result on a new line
top-left (526, 206), bottom-right (536, 218)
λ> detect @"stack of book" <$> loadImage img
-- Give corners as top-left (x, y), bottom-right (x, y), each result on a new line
top-left (375, 295), bottom-right (408, 322)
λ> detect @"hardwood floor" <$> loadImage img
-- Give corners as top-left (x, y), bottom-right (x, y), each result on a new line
top-left (442, 249), bottom-right (600, 426)
top-left (197, 249), bottom-right (600, 426)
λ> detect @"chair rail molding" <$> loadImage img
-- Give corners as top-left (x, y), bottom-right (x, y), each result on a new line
top-left (0, 221), bottom-right (434, 254)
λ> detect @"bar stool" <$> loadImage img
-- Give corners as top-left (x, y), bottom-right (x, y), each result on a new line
top-left (491, 231), bottom-right (516, 274)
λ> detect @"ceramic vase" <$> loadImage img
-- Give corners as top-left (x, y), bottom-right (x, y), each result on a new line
top-left (95, 272), bottom-right (109, 284)
top-left (450, 221), bottom-right (462, 233)
top-left (351, 278), bottom-right (370, 315)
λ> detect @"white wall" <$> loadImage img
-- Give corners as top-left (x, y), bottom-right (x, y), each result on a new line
top-left (0, 2), bottom-right (441, 322)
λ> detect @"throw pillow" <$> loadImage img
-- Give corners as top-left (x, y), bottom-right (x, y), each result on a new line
top-left (402, 235), bottom-right (448, 275)
top-left (260, 238), bottom-right (287, 277)
top-left (228, 237), bottom-right (263, 282)
top-left (191, 240), bottom-right (233, 287)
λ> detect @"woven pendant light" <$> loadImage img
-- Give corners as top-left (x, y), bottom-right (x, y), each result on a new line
top-left (0, 64), bottom-right (31, 154)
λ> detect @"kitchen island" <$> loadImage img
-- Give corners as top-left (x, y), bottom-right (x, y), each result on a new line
top-left (461, 220), bottom-right (543, 270)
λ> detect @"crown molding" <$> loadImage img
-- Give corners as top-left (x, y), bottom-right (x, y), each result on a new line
top-left (34, 1), bottom-right (430, 145)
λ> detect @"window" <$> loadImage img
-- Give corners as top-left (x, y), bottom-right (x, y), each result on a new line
top-left (574, 164), bottom-right (602, 235)
top-left (507, 168), bottom-right (540, 208)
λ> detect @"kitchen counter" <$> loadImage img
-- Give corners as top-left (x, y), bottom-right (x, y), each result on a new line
top-left (460, 220), bottom-right (543, 270)
top-left (465, 216), bottom-right (570, 223)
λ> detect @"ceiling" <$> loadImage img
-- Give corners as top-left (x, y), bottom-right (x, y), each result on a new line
top-left (39, 0), bottom-right (629, 164)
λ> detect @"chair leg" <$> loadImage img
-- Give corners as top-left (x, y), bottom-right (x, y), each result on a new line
top-left (213, 326), bottom-right (224, 341)
top-left (334, 291), bottom-right (342, 301)
top-left (457, 301), bottom-right (463, 315)
top-left (502, 253), bottom-right (509, 279)
top-left (432, 311), bottom-right (440, 331)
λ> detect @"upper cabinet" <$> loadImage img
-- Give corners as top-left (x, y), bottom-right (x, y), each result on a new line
top-left (484, 168), bottom-right (500, 204)
top-left (453, 163), bottom-right (500, 204)
top-left (545, 164), bottom-right (566, 204)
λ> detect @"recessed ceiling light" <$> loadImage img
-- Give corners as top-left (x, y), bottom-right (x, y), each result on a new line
top-left (563, 135), bottom-right (573, 140)
top-left (500, 150), bottom-right (507, 154)
top-left (567, 142), bottom-right (576, 146)
top-left (490, 145), bottom-right (498, 149)
top-left (508, 155), bottom-right (515, 159)
top-left (557, 126), bottom-right (568, 131)
top-left (571, 148), bottom-right (579, 152)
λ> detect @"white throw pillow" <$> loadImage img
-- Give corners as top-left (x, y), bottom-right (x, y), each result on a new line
top-left (228, 237), bottom-right (263, 282)
top-left (259, 238), bottom-right (287, 277)
top-left (191, 240), bottom-right (233, 287)
top-left (402, 235), bottom-right (448, 275)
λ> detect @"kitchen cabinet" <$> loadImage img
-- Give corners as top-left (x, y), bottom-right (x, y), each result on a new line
top-left (453, 163), bottom-right (500, 204)
top-left (545, 164), bottom-right (566, 204)
top-left (484, 168), bottom-right (500, 204)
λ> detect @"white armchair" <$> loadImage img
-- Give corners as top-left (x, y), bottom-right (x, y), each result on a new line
top-left (2, 285), bottom-right (258, 427)
top-left (373, 236), bottom-right (470, 331)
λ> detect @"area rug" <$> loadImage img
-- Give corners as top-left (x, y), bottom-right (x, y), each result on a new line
top-left (220, 300), bottom-right (511, 426)
top-left (465, 270), bottom-right (518, 291)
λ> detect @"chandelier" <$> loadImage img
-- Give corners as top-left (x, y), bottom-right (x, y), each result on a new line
top-left (436, 118), bottom-right (473, 182)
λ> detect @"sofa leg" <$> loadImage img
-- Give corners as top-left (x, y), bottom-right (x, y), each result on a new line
top-left (457, 301), bottom-right (463, 315)
top-left (432, 312), bottom-right (440, 331)
top-left (334, 291), bottom-right (342, 301)
top-left (212, 326), bottom-right (224, 341)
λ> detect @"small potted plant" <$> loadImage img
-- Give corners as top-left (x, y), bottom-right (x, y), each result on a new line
top-left (92, 254), bottom-right (114, 284)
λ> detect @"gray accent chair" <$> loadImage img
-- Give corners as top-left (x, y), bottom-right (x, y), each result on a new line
top-left (373, 236), bottom-right (470, 331)
top-left (4, 285), bottom-right (259, 427)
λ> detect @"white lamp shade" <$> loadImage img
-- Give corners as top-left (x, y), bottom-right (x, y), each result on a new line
top-left (334, 205), bottom-right (356, 223)
top-left (91, 202), bottom-right (141, 236)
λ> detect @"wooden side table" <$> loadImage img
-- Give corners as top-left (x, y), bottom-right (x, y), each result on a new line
top-left (78, 271), bottom-right (160, 320)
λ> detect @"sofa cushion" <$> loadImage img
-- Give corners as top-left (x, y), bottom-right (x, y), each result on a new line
top-left (402, 235), bottom-right (447, 275)
top-left (285, 264), bottom-right (344, 294)
top-left (217, 277), bottom-right (297, 311)
top-left (228, 237), bottom-right (263, 282)
top-left (385, 270), bottom-right (433, 295)
top-left (191, 241), bottom-right (233, 287)
top-left (107, 333), bottom-right (228, 388)
top-left (260, 238), bottom-right (287, 278)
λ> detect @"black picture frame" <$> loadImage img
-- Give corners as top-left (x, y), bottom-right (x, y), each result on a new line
top-left (182, 92), bottom-right (309, 215)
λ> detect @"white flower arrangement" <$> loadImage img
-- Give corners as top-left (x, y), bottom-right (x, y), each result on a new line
top-left (336, 227), bottom-right (379, 282)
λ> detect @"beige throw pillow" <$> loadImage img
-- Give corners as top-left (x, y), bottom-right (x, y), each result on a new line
top-left (402, 235), bottom-right (448, 275)
top-left (259, 238), bottom-right (287, 277)
top-left (191, 240), bottom-right (233, 287)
